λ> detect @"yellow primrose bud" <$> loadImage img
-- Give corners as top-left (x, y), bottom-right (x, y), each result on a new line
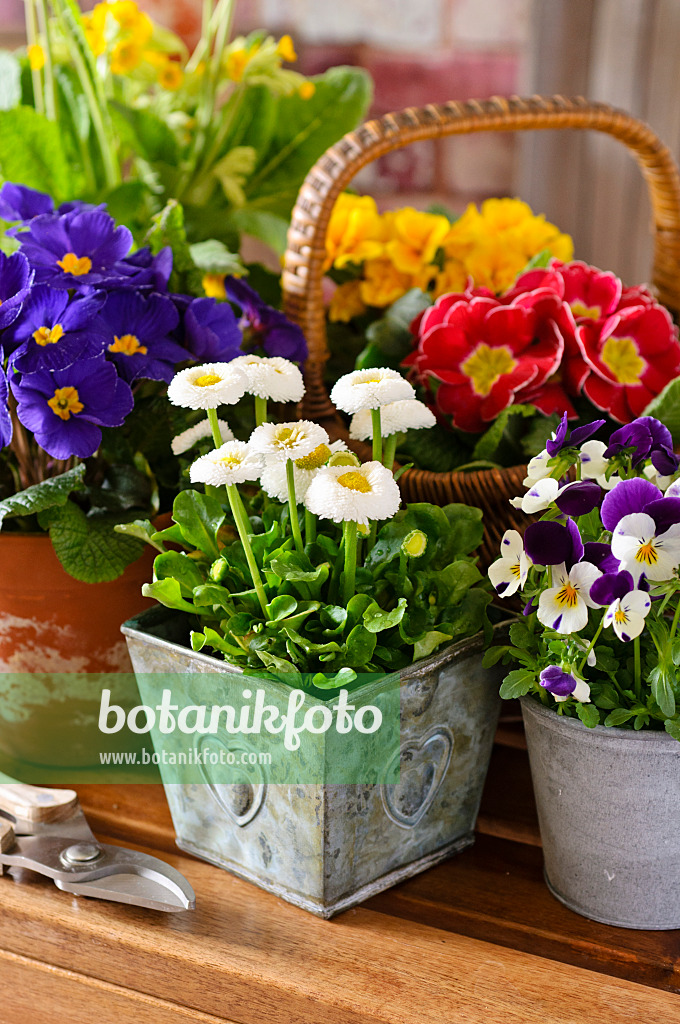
top-left (299, 81), bottom-right (315, 100)
top-left (328, 451), bottom-right (360, 468)
top-left (277, 34), bottom-right (297, 63)
top-left (28, 44), bottom-right (45, 71)
top-left (202, 273), bottom-right (227, 300)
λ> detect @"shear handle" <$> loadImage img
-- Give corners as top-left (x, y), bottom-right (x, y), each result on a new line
top-left (0, 782), bottom-right (78, 825)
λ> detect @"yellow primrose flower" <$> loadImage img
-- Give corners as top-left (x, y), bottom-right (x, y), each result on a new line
top-left (504, 215), bottom-right (574, 263)
top-left (28, 44), bottom-right (45, 71)
top-left (299, 81), bottom-right (315, 99)
top-left (431, 259), bottom-right (469, 298)
top-left (157, 59), bottom-right (184, 91)
top-left (462, 241), bottom-right (536, 293)
top-left (360, 258), bottom-right (412, 308)
top-left (478, 197), bottom-right (537, 231)
top-left (276, 34), bottom-right (297, 63)
top-left (110, 0), bottom-right (152, 41)
top-left (110, 38), bottom-right (144, 74)
top-left (328, 280), bottom-right (367, 322)
top-left (203, 273), bottom-right (227, 300)
top-left (82, 7), bottom-right (108, 57)
top-left (384, 208), bottom-right (450, 276)
top-left (325, 193), bottom-right (384, 272)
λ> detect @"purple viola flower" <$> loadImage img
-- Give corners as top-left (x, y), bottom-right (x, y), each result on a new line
top-left (17, 209), bottom-right (133, 290)
top-left (605, 416), bottom-right (676, 470)
top-left (100, 290), bottom-right (187, 384)
top-left (554, 480), bottom-right (602, 517)
top-left (11, 357), bottom-right (133, 459)
top-left (600, 477), bottom-right (662, 532)
top-left (651, 446), bottom-right (680, 477)
top-left (589, 569), bottom-right (635, 606)
top-left (524, 518), bottom-right (583, 567)
top-left (0, 183), bottom-right (54, 223)
top-left (539, 665), bottom-right (578, 697)
top-left (183, 297), bottom-right (243, 362)
top-left (546, 412), bottom-right (606, 457)
top-left (225, 277), bottom-right (307, 364)
top-left (523, 596), bottom-right (536, 616)
top-left (0, 251), bottom-right (33, 330)
top-left (5, 286), bottom-right (108, 374)
top-left (583, 541), bottom-right (620, 574)
top-left (0, 349), bottom-right (11, 448)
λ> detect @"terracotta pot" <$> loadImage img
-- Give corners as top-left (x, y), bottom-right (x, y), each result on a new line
top-left (0, 529), bottom-right (158, 767)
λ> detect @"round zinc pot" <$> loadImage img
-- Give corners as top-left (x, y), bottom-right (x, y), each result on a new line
top-left (521, 695), bottom-right (680, 930)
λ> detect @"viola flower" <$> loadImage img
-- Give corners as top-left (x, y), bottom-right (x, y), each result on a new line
top-left (183, 297), bottom-right (243, 362)
top-left (577, 304), bottom-right (680, 422)
top-left (11, 357), bottom-right (133, 459)
top-left (611, 512), bottom-right (680, 583)
top-left (17, 208), bottom-right (133, 290)
top-left (6, 287), bottom-right (108, 374)
top-left (546, 411), bottom-right (606, 456)
top-left (554, 480), bottom-right (602, 517)
top-left (605, 416), bottom-right (678, 475)
top-left (539, 665), bottom-right (591, 703)
top-left (509, 477), bottom-right (559, 513)
top-left (0, 182), bottom-right (53, 223)
top-left (225, 277), bottom-right (307, 364)
top-left (579, 439), bottom-right (611, 484)
top-left (249, 420), bottom-right (329, 462)
top-left (600, 476), bottom-right (663, 532)
top-left (190, 441), bottom-right (262, 487)
top-left (523, 449), bottom-right (552, 487)
top-left (349, 399), bottom-right (435, 440)
top-left (167, 362), bottom-right (248, 410)
top-left (537, 561), bottom-right (602, 633)
top-left (590, 570), bottom-right (651, 642)
top-left (260, 440), bottom-right (348, 503)
top-left (524, 518), bottom-right (584, 568)
top-left (0, 251), bottom-right (34, 330)
top-left (0, 349), bottom-right (11, 448)
top-left (304, 461), bottom-right (401, 527)
top-left (230, 355), bottom-right (305, 403)
top-left (583, 541), bottom-right (620, 575)
top-left (101, 290), bottom-right (186, 383)
top-left (488, 529), bottom-right (531, 597)
top-left (331, 368), bottom-right (415, 414)
top-left (171, 418), bottom-right (233, 455)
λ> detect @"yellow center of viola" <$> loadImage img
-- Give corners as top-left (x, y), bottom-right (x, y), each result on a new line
top-left (570, 300), bottom-right (601, 320)
top-left (47, 386), bottom-right (84, 421)
top-left (510, 562), bottom-right (522, 579)
top-left (295, 443), bottom-right (331, 471)
top-left (57, 252), bottom-right (92, 276)
top-left (109, 334), bottom-right (148, 356)
top-left (555, 582), bottom-right (579, 608)
top-left (461, 344), bottom-right (517, 397)
top-left (636, 541), bottom-right (658, 565)
top-left (33, 323), bottom-right (64, 347)
top-left (337, 471), bottom-right (371, 493)
top-left (614, 607), bottom-right (629, 624)
top-left (601, 336), bottom-right (646, 385)
top-left (194, 373), bottom-right (222, 387)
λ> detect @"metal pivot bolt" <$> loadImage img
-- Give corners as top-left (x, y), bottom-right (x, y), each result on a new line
top-left (60, 843), bottom-right (102, 867)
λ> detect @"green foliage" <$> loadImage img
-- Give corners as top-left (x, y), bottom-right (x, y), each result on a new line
top-left (0, 106), bottom-right (84, 200)
top-left (0, 465), bottom-right (86, 528)
top-left (643, 378), bottom-right (680, 445)
top-left (38, 501), bottom-right (145, 582)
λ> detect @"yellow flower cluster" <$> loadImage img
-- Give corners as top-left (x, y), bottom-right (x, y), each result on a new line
top-left (83, 1), bottom-right (185, 91)
top-left (326, 194), bottom-right (573, 322)
top-left (223, 33), bottom-right (315, 99)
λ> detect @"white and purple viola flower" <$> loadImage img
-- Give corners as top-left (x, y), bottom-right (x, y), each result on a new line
top-left (602, 477), bottom-right (680, 583)
top-left (590, 570), bottom-right (652, 642)
top-left (488, 529), bottom-right (531, 596)
top-left (539, 665), bottom-right (591, 703)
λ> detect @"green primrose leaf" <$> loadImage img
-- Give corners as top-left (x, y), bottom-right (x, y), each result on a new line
top-left (38, 502), bottom-right (145, 582)
top-left (0, 464), bottom-right (86, 528)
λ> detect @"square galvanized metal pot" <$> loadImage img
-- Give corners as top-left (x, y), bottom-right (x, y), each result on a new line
top-left (122, 606), bottom-right (503, 918)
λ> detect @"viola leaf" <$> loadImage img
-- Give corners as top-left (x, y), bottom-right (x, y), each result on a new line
top-left (499, 668), bottom-right (535, 699)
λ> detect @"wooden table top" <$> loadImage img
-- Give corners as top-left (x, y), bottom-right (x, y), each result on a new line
top-left (1, 731), bottom-right (679, 1024)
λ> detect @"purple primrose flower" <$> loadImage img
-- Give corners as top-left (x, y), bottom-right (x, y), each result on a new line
top-left (111, 246), bottom-right (173, 293)
top-left (0, 183), bottom-right (54, 223)
top-left (184, 297), bottom-right (243, 362)
top-left (0, 349), bottom-right (11, 448)
top-left (225, 277), bottom-right (307, 364)
top-left (11, 356), bottom-right (133, 459)
top-left (546, 412), bottom-right (606, 457)
top-left (5, 286), bottom-right (108, 374)
top-left (101, 290), bottom-right (187, 383)
top-left (0, 250), bottom-right (33, 330)
top-left (17, 208), bottom-right (133, 290)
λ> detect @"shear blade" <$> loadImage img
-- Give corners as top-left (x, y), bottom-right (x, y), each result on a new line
top-left (55, 869), bottom-right (195, 912)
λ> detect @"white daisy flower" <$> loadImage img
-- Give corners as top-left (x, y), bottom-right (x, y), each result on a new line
top-left (167, 363), bottom-right (248, 410)
top-left (488, 530), bottom-right (531, 598)
top-left (509, 477), bottom-right (559, 513)
top-left (330, 368), bottom-right (415, 414)
top-left (603, 590), bottom-right (652, 642)
top-left (611, 512), bottom-right (680, 583)
top-left (190, 441), bottom-right (262, 487)
top-left (523, 449), bottom-right (552, 487)
top-left (537, 561), bottom-right (602, 633)
top-left (171, 419), bottom-right (234, 455)
top-left (260, 440), bottom-right (348, 502)
top-left (304, 461), bottom-right (401, 527)
top-left (349, 399), bottom-right (435, 440)
top-left (249, 420), bottom-right (329, 462)
top-left (230, 355), bottom-right (305, 403)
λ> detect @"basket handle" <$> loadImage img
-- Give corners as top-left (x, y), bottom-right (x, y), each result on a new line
top-left (282, 94), bottom-right (680, 399)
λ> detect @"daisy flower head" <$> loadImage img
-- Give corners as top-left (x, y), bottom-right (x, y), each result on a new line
top-left (230, 355), bottom-right (305, 403)
top-left (304, 461), bottom-right (401, 527)
top-left (330, 367), bottom-right (415, 414)
top-left (171, 418), bottom-right (234, 455)
top-left (167, 362), bottom-right (248, 410)
top-left (537, 560), bottom-right (602, 633)
top-left (190, 440), bottom-right (262, 487)
top-left (260, 440), bottom-right (348, 502)
top-left (488, 529), bottom-right (531, 598)
top-left (249, 419), bottom-right (329, 462)
top-left (349, 398), bottom-right (435, 440)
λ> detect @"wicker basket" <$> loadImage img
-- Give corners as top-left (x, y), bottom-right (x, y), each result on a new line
top-left (282, 95), bottom-right (680, 565)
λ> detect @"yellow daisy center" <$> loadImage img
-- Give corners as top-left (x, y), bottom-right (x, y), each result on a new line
top-left (636, 541), bottom-right (658, 565)
top-left (601, 336), bottom-right (646, 385)
top-left (555, 582), bottom-right (579, 608)
top-left (57, 252), bottom-right (92, 276)
top-left (461, 344), bottom-right (517, 397)
top-left (194, 373), bottom-right (223, 387)
top-left (295, 443), bottom-right (331, 471)
top-left (337, 471), bottom-right (371, 493)
top-left (33, 323), bottom-right (64, 347)
top-left (217, 454), bottom-right (243, 467)
top-left (47, 386), bottom-right (84, 421)
top-left (570, 300), bottom-right (601, 320)
top-left (109, 334), bottom-right (148, 356)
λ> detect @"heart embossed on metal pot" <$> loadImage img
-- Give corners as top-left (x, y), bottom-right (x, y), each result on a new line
top-left (195, 733), bottom-right (267, 827)
top-left (380, 726), bottom-right (454, 828)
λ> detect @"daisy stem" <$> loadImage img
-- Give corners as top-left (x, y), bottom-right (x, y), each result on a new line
top-left (254, 396), bottom-right (268, 426)
top-left (634, 636), bottom-right (642, 700)
top-left (207, 408), bottom-right (223, 449)
top-left (578, 616), bottom-right (604, 675)
top-left (383, 434), bottom-right (398, 474)
top-left (226, 483), bottom-right (270, 620)
top-left (342, 520), bottom-right (358, 605)
top-left (286, 458), bottom-right (305, 554)
top-left (305, 508), bottom-right (316, 545)
top-left (371, 408), bottom-right (383, 464)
